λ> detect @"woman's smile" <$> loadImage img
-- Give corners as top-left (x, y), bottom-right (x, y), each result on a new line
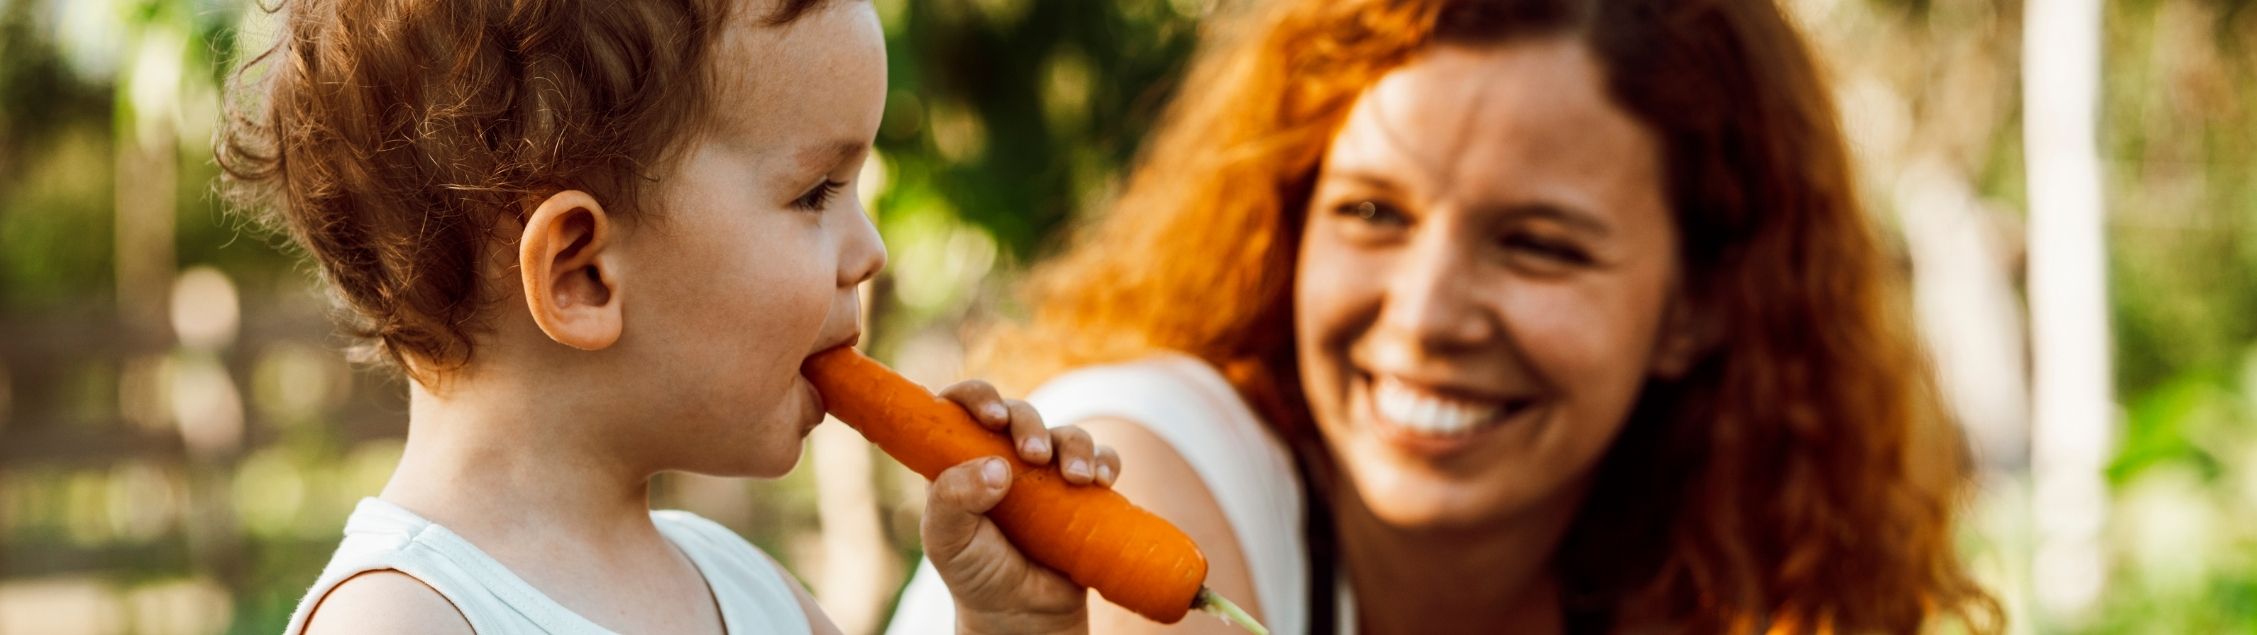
top-left (1357, 371), bottom-right (1544, 460)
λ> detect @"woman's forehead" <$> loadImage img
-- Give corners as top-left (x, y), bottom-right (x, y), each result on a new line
top-left (1331, 39), bottom-right (1661, 214)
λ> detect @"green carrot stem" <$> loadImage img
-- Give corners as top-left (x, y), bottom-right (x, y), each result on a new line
top-left (1194, 586), bottom-right (1270, 635)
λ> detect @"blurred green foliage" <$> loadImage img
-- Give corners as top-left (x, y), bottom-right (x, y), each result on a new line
top-left (2088, 0), bottom-right (2257, 629)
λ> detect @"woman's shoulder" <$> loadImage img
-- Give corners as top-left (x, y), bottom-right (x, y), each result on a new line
top-left (888, 353), bottom-right (1314, 634)
top-left (1029, 353), bottom-right (1312, 635)
top-left (1028, 353), bottom-right (1303, 537)
top-left (1027, 353), bottom-right (1285, 459)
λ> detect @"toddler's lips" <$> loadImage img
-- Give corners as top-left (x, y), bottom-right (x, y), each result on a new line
top-left (797, 374), bottom-right (828, 434)
top-left (816, 331), bottom-right (862, 355)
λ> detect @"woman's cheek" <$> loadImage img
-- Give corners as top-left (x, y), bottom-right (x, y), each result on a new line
top-left (1502, 283), bottom-right (1644, 401)
top-left (1294, 237), bottom-right (1346, 339)
top-left (1502, 284), bottom-right (1607, 355)
top-left (1293, 234), bottom-right (1371, 417)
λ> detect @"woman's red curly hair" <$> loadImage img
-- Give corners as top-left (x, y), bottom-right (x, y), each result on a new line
top-left (977, 0), bottom-right (2003, 631)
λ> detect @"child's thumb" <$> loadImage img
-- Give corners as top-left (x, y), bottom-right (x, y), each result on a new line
top-left (922, 457), bottom-right (1012, 566)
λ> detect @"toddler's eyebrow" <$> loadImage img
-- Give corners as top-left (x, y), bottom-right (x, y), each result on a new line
top-left (761, 0), bottom-right (836, 26)
top-left (798, 139), bottom-right (869, 172)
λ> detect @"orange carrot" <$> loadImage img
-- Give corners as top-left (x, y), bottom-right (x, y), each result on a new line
top-left (803, 347), bottom-right (1207, 624)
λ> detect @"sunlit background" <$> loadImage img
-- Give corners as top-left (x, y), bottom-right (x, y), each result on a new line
top-left (0, 0), bottom-right (2250, 633)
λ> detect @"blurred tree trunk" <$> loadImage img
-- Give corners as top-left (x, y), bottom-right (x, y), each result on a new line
top-left (117, 12), bottom-right (253, 609)
top-left (113, 87), bottom-right (174, 335)
top-left (2023, 0), bottom-right (2113, 627)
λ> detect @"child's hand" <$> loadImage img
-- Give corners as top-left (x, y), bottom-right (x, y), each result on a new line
top-left (923, 380), bottom-right (1121, 635)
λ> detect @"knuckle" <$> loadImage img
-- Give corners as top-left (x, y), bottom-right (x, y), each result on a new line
top-left (932, 469), bottom-right (974, 505)
top-left (1059, 427), bottom-right (1091, 446)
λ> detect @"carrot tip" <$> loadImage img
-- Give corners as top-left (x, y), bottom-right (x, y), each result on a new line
top-left (1195, 587), bottom-right (1270, 635)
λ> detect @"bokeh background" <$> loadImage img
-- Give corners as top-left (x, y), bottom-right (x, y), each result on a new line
top-left (0, 0), bottom-right (2250, 632)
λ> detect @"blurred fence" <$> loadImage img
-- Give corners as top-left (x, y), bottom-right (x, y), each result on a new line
top-left (0, 287), bottom-right (404, 633)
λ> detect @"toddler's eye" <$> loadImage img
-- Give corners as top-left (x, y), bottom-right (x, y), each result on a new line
top-left (792, 179), bottom-right (845, 212)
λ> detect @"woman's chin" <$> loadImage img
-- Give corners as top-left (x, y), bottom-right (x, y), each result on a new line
top-left (1339, 449), bottom-right (1569, 532)
top-left (1346, 464), bottom-right (1500, 530)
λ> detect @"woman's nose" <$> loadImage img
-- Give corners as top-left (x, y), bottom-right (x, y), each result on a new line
top-left (1375, 232), bottom-right (1498, 352)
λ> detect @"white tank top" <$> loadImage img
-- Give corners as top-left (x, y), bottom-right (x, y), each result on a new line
top-left (284, 498), bottom-right (812, 635)
top-left (885, 353), bottom-right (1358, 634)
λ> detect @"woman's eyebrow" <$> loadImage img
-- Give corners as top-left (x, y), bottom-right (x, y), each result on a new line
top-left (1319, 168), bottom-right (1410, 195)
top-left (1474, 201), bottom-right (1613, 237)
top-left (1325, 168), bottom-right (1613, 236)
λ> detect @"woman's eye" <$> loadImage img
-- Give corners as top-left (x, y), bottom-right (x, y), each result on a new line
top-left (1499, 232), bottom-right (1593, 267)
top-left (1333, 200), bottom-right (1410, 228)
top-left (792, 179), bottom-right (846, 212)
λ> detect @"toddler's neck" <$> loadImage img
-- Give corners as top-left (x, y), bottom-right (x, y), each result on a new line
top-left (378, 379), bottom-right (673, 558)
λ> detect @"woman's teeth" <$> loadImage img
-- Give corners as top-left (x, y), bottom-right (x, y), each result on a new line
top-left (1372, 376), bottom-right (1506, 437)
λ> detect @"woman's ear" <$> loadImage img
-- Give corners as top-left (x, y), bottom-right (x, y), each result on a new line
top-left (519, 190), bottom-right (623, 351)
top-left (1651, 290), bottom-right (1718, 380)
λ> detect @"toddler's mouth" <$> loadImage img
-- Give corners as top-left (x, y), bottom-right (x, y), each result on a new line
top-left (797, 375), bottom-right (829, 434)
top-left (814, 330), bottom-right (862, 355)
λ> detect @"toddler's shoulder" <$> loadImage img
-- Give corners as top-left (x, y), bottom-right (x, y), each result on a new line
top-left (300, 570), bottom-right (473, 635)
top-left (652, 509), bottom-right (833, 635)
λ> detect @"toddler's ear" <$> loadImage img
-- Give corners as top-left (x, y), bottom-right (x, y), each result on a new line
top-left (519, 190), bottom-right (623, 350)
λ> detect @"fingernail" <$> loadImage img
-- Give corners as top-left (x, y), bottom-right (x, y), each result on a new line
top-left (983, 403), bottom-right (1008, 422)
top-left (980, 458), bottom-right (1009, 489)
top-left (1065, 458), bottom-right (1090, 480)
top-left (1021, 436), bottom-right (1049, 457)
top-left (1097, 464), bottom-right (1115, 484)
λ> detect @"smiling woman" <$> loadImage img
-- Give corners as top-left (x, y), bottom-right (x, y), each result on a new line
top-left (1293, 40), bottom-right (1691, 541)
top-left (889, 0), bottom-right (2008, 633)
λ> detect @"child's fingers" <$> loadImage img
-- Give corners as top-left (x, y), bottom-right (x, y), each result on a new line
top-left (922, 457), bottom-right (1091, 634)
top-left (938, 380), bottom-right (1011, 430)
top-left (922, 457), bottom-right (1012, 566)
top-left (1093, 445), bottom-right (1121, 488)
top-left (1051, 425), bottom-right (1097, 485)
top-left (1004, 399), bottom-right (1052, 464)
